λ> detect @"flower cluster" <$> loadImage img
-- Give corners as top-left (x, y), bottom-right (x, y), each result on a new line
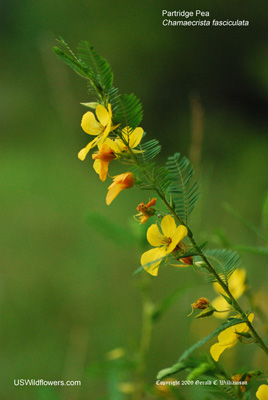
top-left (78, 103), bottom-right (143, 204)
top-left (78, 103), bottom-right (192, 277)
top-left (56, 41), bottom-right (268, 400)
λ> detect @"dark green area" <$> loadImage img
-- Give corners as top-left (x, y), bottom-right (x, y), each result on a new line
top-left (1, 0), bottom-right (268, 399)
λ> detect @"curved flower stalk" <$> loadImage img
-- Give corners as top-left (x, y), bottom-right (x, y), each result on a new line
top-left (210, 313), bottom-right (254, 361)
top-left (140, 215), bottom-right (188, 276)
top-left (212, 268), bottom-right (247, 319)
top-left (54, 39), bottom-right (268, 399)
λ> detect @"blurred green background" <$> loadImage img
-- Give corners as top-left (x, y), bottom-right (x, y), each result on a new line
top-left (1, 0), bottom-right (268, 399)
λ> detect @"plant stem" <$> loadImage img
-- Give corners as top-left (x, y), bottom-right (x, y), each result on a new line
top-left (125, 144), bottom-right (268, 358)
top-left (135, 273), bottom-right (154, 400)
top-left (188, 234), bottom-right (268, 357)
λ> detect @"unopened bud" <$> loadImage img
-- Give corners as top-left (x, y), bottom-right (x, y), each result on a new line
top-left (181, 256), bottom-right (193, 265)
top-left (80, 102), bottom-right (99, 109)
top-left (192, 297), bottom-right (210, 310)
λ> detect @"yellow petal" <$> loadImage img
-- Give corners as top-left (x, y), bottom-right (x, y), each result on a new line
top-left (111, 138), bottom-right (125, 153)
top-left (229, 268), bottom-right (247, 299)
top-left (256, 384), bottom-right (268, 400)
top-left (233, 313), bottom-right (254, 335)
top-left (110, 123), bottom-right (120, 132)
top-left (78, 137), bottom-right (99, 160)
top-left (141, 248), bottom-right (166, 276)
top-left (93, 159), bottom-right (108, 182)
top-left (161, 215), bottom-right (177, 238)
top-left (213, 268), bottom-right (246, 300)
top-left (105, 137), bottom-right (119, 152)
top-left (99, 161), bottom-right (109, 182)
top-left (147, 224), bottom-right (166, 247)
top-left (107, 103), bottom-right (112, 117)
top-left (211, 296), bottom-right (230, 319)
top-left (210, 342), bottom-right (234, 362)
top-left (106, 183), bottom-right (123, 205)
top-left (217, 326), bottom-right (238, 345)
top-left (93, 159), bottom-right (101, 174)
top-left (167, 225), bottom-right (188, 253)
top-left (213, 281), bottom-right (224, 296)
top-left (112, 172), bottom-right (133, 184)
top-left (81, 111), bottom-right (101, 135)
top-left (128, 127), bottom-right (143, 148)
top-left (121, 127), bottom-right (130, 143)
top-left (98, 121), bottom-right (112, 145)
top-left (96, 104), bottom-right (110, 126)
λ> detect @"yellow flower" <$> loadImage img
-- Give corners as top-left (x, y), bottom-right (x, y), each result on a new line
top-left (210, 313), bottom-right (254, 361)
top-left (106, 172), bottom-right (134, 205)
top-left (111, 126), bottom-right (143, 154)
top-left (141, 215), bottom-right (188, 276)
top-left (212, 269), bottom-right (246, 319)
top-left (256, 384), bottom-right (268, 400)
top-left (92, 143), bottom-right (116, 182)
top-left (78, 103), bottom-right (118, 160)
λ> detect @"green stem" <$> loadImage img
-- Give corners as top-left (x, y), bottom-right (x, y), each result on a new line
top-left (135, 274), bottom-right (153, 400)
top-left (189, 235), bottom-right (268, 357)
top-left (125, 143), bottom-right (268, 358)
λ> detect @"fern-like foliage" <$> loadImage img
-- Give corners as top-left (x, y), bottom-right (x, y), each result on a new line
top-left (166, 153), bottom-right (200, 224)
top-left (132, 164), bottom-right (171, 197)
top-left (77, 41), bottom-right (113, 93)
top-left (113, 93), bottom-right (143, 130)
top-left (136, 139), bottom-right (161, 164)
top-left (53, 37), bottom-right (93, 80)
top-left (203, 249), bottom-right (241, 284)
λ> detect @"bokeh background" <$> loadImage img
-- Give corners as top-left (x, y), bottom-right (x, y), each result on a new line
top-left (1, 0), bottom-right (268, 399)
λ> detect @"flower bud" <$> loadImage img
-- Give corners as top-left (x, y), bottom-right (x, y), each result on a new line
top-left (192, 297), bottom-right (210, 310)
top-left (80, 102), bottom-right (99, 109)
top-left (135, 198), bottom-right (157, 224)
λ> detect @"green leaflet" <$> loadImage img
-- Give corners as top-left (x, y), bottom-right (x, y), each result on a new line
top-left (166, 153), bottom-right (200, 224)
top-left (137, 139), bottom-right (162, 164)
top-left (54, 38), bottom-right (144, 132)
top-left (53, 45), bottom-right (92, 79)
top-left (53, 38), bottom-right (104, 98)
top-left (113, 93), bottom-right (143, 130)
top-left (203, 249), bottom-right (240, 284)
top-left (156, 317), bottom-right (246, 380)
top-left (78, 41), bottom-right (113, 93)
